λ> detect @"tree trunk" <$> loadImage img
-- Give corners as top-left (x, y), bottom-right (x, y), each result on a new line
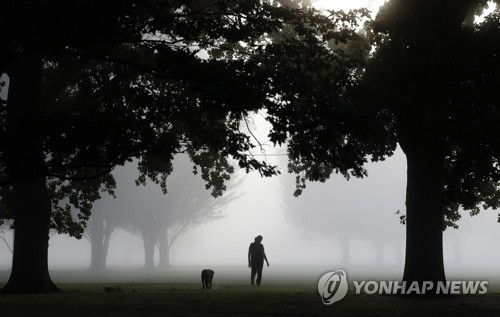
top-left (89, 218), bottom-right (112, 272)
top-left (401, 144), bottom-right (446, 291)
top-left (143, 231), bottom-right (156, 269)
top-left (158, 228), bottom-right (170, 269)
top-left (369, 0), bottom-right (475, 295)
top-left (0, 181), bottom-right (58, 294)
top-left (1, 53), bottom-right (58, 294)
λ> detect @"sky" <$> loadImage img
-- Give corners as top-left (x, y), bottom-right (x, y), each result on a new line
top-left (1, 0), bottom-right (500, 281)
top-left (314, 0), bottom-right (386, 12)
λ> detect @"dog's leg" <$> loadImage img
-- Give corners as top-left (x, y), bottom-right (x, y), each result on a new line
top-left (208, 271), bottom-right (213, 289)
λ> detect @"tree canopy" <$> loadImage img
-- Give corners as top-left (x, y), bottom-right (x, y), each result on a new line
top-left (5, 0), bottom-right (500, 294)
top-left (0, 0), bottom-right (387, 209)
top-left (0, 0), bottom-right (369, 293)
top-left (365, 0), bottom-right (500, 222)
top-left (307, 0), bottom-right (500, 286)
top-left (257, 0), bottom-right (500, 288)
top-left (0, 0), bottom-right (370, 232)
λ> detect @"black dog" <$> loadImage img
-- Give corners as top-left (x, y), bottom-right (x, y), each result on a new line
top-left (201, 269), bottom-right (214, 289)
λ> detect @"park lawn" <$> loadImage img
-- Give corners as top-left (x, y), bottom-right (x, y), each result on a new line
top-left (0, 282), bottom-right (499, 316)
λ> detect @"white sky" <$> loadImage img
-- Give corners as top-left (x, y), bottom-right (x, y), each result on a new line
top-left (314, 0), bottom-right (496, 23)
top-left (314, 0), bottom-right (386, 12)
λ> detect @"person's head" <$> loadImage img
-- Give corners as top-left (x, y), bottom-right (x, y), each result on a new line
top-left (255, 235), bottom-right (263, 243)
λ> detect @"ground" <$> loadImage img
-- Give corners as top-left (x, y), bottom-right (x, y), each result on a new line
top-left (0, 266), bottom-right (499, 316)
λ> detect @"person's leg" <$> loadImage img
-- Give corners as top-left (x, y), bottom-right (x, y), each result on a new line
top-left (256, 266), bottom-right (263, 286)
top-left (251, 266), bottom-right (257, 285)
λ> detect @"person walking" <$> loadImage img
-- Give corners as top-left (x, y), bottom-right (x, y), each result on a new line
top-left (248, 235), bottom-right (269, 286)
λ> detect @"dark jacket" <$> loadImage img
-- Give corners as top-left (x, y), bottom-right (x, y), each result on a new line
top-left (248, 242), bottom-right (267, 267)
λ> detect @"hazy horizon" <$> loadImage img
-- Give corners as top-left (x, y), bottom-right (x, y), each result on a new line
top-left (2, 144), bottom-right (500, 281)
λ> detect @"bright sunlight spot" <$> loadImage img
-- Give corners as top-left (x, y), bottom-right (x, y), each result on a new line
top-left (314, 0), bottom-right (497, 24)
top-left (313, 0), bottom-right (386, 13)
top-left (476, 1), bottom-right (497, 24)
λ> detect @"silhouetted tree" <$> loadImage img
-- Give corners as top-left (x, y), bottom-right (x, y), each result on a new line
top-left (364, 0), bottom-right (500, 289)
top-left (124, 154), bottom-right (241, 269)
top-left (282, 0), bottom-right (500, 291)
top-left (1, 1), bottom-right (366, 293)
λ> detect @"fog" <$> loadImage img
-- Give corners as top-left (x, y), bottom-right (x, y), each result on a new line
top-left (2, 132), bottom-right (500, 281)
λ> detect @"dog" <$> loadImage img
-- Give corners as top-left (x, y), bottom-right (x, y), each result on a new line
top-left (201, 269), bottom-right (214, 289)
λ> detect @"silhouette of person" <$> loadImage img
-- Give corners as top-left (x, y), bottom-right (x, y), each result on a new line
top-left (248, 235), bottom-right (269, 286)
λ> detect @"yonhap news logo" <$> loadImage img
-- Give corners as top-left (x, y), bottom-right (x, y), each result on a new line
top-left (317, 270), bottom-right (349, 305)
top-left (317, 269), bottom-right (489, 305)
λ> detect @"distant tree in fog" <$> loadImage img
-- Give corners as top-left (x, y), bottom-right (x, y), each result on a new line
top-left (83, 198), bottom-right (122, 272)
top-left (0, 181), bottom-right (14, 255)
top-left (0, 221), bottom-right (12, 254)
top-left (81, 153), bottom-right (240, 271)
top-left (278, 151), bottom-right (405, 265)
top-left (124, 154), bottom-right (241, 269)
top-left (0, 185), bottom-right (13, 254)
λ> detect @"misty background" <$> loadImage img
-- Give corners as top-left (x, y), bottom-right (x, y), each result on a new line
top-left (1, 114), bottom-right (499, 280)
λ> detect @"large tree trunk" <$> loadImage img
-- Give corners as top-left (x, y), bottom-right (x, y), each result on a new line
top-left (1, 180), bottom-right (58, 294)
top-left (401, 141), bottom-right (446, 291)
top-left (367, 0), bottom-right (476, 295)
top-left (1, 53), bottom-right (58, 294)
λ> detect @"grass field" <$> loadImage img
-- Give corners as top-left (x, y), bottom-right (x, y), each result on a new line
top-left (0, 266), bottom-right (499, 316)
top-left (1, 283), bottom-right (500, 316)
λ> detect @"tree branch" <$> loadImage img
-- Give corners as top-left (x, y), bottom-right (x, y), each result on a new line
top-left (0, 227), bottom-right (12, 253)
top-left (46, 166), bottom-right (114, 181)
